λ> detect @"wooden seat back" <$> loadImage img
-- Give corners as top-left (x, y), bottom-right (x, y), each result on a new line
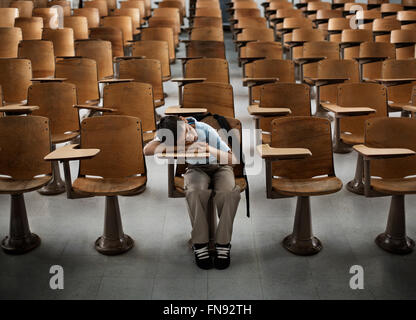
top-left (33, 7), bottom-right (59, 29)
top-left (382, 58), bottom-right (416, 104)
top-left (102, 16), bottom-right (133, 45)
top-left (0, 58), bottom-right (32, 103)
top-left (0, 116), bottom-right (51, 181)
top-left (84, 0), bottom-right (108, 17)
top-left (18, 40), bottom-right (55, 78)
top-left (119, 58), bottom-right (164, 105)
top-left (79, 115), bottom-right (146, 179)
top-left (111, 8), bottom-right (141, 34)
top-left (185, 58), bottom-right (229, 83)
top-left (73, 8), bottom-right (100, 28)
top-left (365, 117), bottom-right (416, 179)
top-left (55, 57), bottom-right (99, 104)
top-left (302, 41), bottom-right (340, 79)
top-left (15, 17), bottom-right (43, 40)
top-left (186, 40), bottom-right (226, 59)
top-left (64, 16), bottom-right (89, 40)
top-left (89, 27), bottom-right (124, 58)
top-left (9, 1), bottom-right (33, 18)
top-left (0, 8), bottom-right (18, 27)
top-left (360, 42), bottom-right (395, 80)
top-left (42, 28), bottom-right (75, 57)
top-left (271, 117), bottom-right (335, 179)
top-left (28, 82), bottom-right (79, 141)
top-left (182, 82), bottom-right (235, 118)
top-left (75, 39), bottom-right (113, 79)
top-left (190, 27), bottom-right (224, 41)
top-left (0, 27), bottom-right (23, 58)
top-left (141, 27), bottom-right (175, 61)
top-left (132, 40), bottom-right (171, 79)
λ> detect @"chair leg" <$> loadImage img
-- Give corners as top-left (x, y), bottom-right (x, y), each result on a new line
top-left (333, 118), bottom-right (353, 154)
top-left (346, 154), bottom-right (365, 195)
top-left (1, 194), bottom-right (41, 254)
top-left (283, 196), bottom-right (322, 256)
top-left (375, 195), bottom-right (415, 254)
top-left (38, 145), bottom-right (66, 195)
top-left (95, 196), bottom-right (134, 255)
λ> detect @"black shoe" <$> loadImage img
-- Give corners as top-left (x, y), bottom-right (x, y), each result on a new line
top-left (193, 243), bottom-right (213, 270)
top-left (214, 243), bottom-right (231, 270)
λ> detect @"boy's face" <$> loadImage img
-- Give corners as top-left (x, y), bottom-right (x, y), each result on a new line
top-left (178, 118), bottom-right (198, 146)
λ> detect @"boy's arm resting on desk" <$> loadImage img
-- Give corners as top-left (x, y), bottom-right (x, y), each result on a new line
top-left (208, 146), bottom-right (237, 165)
top-left (143, 139), bottom-right (162, 156)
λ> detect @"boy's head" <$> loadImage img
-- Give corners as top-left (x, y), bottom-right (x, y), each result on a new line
top-left (157, 116), bottom-right (198, 146)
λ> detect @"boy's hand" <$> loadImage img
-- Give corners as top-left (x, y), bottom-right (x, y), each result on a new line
top-left (186, 142), bottom-right (210, 154)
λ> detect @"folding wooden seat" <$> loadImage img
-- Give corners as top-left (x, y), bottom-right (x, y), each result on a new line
top-left (327, 17), bottom-right (351, 43)
top-left (234, 17), bottom-right (268, 34)
top-left (63, 17), bottom-right (88, 41)
top-left (75, 40), bottom-right (113, 80)
top-left (119, 0), bottom-right (145, 25)
top-left (18, 40), bottom-right (55, 78)
top-left (27, 82), bottom-right (79, 195)
top-left (153, 7), bottom-right (181, 28)
top-left (119, 58), bottom-right (165, 107)
top-left (33, 7), bottom-right (59, 29)
top-left (184, 40), bottom-right (226, 60)
top-left (235, 27), bottom-right (274, 63)
top-left (375, 59), bottom-right (416, 115)
top-left (42, 28), bottom-right (75, 57)
top-left (278, 17), bottom-right (314, 49)
top-left (355, 10), bottom-right (382, 30)
top-left (187, 16), bottom-right (223, 30)
top-left (294, 41), bottom-right (340, 83)
top-left (55, 57), bottom-right (99, 105)
top-left (106, 0), bottom-right (117, 10)
top-left (194, 7), bottom-right (222, 18)
top-left (403, 0), bottom-right (416, 10)
top-left (241, 41), bottom-right (283, 77)
top-left (102, 82), bottom-right (156, 143)
top-left (340, 29), bottom-right (373, 59)
top-left (111, 8), bottom-right (141, 36)
top-left (47, 0), bottom-right (71, 16)
top-left (140, 27), bottom-right (175, 63)
top-left (355, 42), bottom-right (395, 82)
top-left (380, 3), bottom-right (403, 18)
top-left (9, 1), bottom-right (34, 18)
top-left (0, 27), bottom-right (23, 58)
top-left (397, 10), bottom-right (416, 30)
top-left (390, 29), bottom-right (416, 59)
top-left (372, 18), bottom-right (401, 43)
top-left (167, 82), bottom-right (235, 118)
top-left (73, 8), bottom-right (100, 28)
top-left (354, 117), bottom-right (416, 253)
top-left (189, 27), bottom-right (224, 41)
top-left (287, 28), bottom-right (326, 60)
top-left (313, 9), bottom-right (343, 31)
top-left (244, 59), bottom-right (295, 104)
top-left (46, 115), bottom-right (147, 255)
top-left (15, 17), bottom-right (43, 40)
top-left (157, 0), bottom-right (185, 24)
top-left (131, 40), bottom-right (171, 81)
top-left (89, 27), bottom-right (124, 58)
top-left (84, 0), bottom-right (109, 18)
top-left (102, 16), bottom-right (133, 45)
top-left (0, 58), bottom-right (32, 104)
top-left (269, 8), bottom-right (302, 41)
top-left (265, 1), bottom-right (294, 27)
top-left (304, 1), bottom-right (331, 21)
top-left (258, 117), bottom-right (342, 255)
top-left (0, 116), bottom-right (52, 254)
top-left (147, 17), bottom-right (180, 47)
top-left (0, 8), bottom-right (18, 28)
top-left (248, 83), bottom-right (311, 145)
top-left (305, 59), bottom-right (359, 119)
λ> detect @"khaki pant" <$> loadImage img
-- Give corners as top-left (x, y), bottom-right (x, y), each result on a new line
top-left (184, 164), bottom-right (241, 245)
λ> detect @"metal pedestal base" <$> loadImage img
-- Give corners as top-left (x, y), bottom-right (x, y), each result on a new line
top-left (95, 196), bottom-right (134, 255)
top-left (1, 194), bottom-right (41, 254)
top-left (346, 154), bottom-right (365, 195)
top-left (283, 196), bottom-right (322, 255)
top-left (376, 195), bottom-right (415, 254)
top-left (38, 149), bottom-right (65, 195)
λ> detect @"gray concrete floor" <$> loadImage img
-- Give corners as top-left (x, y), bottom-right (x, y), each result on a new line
top-left (1, 32), bottom-right (416, 300)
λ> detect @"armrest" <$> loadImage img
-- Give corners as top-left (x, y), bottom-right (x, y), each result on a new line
top-left (113, 56), bottom-right (146, 61)
top-left (0, 105), bottom-right (39, 114)
top-left (243, 77), bottom-right (279, 86)
top-left (74, 105), bottom-right (116, 112)
top-left (321, 103), bottom-right (376, 116)
top-left (171, 77), bottom-right (207, 85)
top-left (247, 105), bottom-right (291, 116)
top-left (402, 105), bottom-right (416, 113)
top-left (44, 144), bottom-right (100, 161)
top-left (240, 56), bottom-right (266, 64)
top-left (374, 78), bottom-right (416, 86)
top-left (293, 56), bottom-right (326, 65)
top-left (257, 144), bottom-right (312, 160)
top-left (306, 77), bottom-right (349, 87)
top-left (165, 106), bottom-right (207, 115)
top-left (98, 79), bottom-right (134, 84)
top-left (31, 78), bottom-right (67, 82)
top-left (353, 144), bottom-right (416, 159)
top-left (177, 56), bottom-right (204, 61)
top-left (156, 151), bottom-right (210, 159)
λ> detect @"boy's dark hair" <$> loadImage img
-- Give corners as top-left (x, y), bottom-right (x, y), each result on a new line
top-left (157, 115), bottom-right (184, 146)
